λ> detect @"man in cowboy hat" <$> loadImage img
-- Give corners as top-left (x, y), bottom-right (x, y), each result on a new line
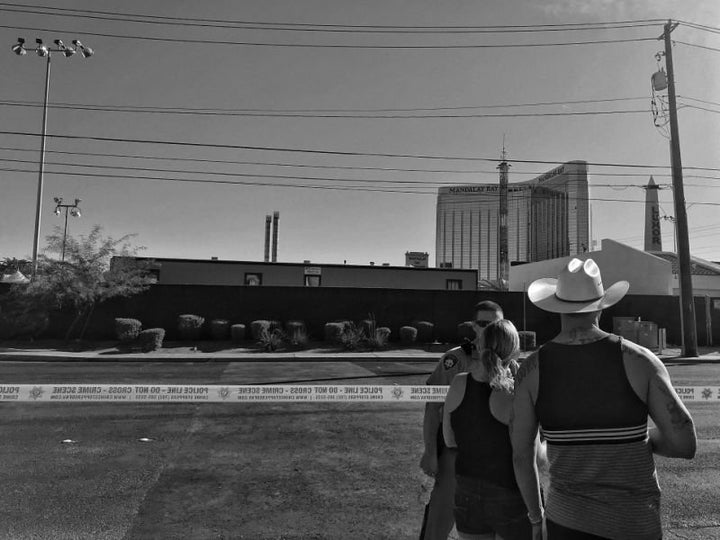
top-left (419, 300), bottom-right (504, 540)
top-left (510, 258), bottom-right (696, 540)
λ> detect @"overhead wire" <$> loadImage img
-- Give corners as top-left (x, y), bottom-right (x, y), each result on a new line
top-left (8, 129), bottom-right (720, 171)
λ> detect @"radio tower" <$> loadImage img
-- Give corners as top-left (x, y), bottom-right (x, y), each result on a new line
top-left (497, 137), bottom-right (510, 290)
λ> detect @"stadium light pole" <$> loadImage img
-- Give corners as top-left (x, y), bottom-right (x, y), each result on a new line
top-left (53, 197), bottom-right (82, 262)
top-left (10, 37), bottom-right (93, 279)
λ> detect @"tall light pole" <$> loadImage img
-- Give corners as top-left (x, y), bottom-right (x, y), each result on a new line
top-left (11, 37), bottom-right (93, 279)
top-left (53, 197), bottom-right (82, 261)
top-left (654, 21), bottom-right (698, 357)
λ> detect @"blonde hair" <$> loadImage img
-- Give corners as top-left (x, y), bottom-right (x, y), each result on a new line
top-left (480, 319), bottom-right (520, 394)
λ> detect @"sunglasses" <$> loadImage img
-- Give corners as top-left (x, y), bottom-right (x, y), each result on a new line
top-left (473, 320), bottom-right (492, 328)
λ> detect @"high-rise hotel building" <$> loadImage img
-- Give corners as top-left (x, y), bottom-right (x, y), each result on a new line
top-left (435, 160), bottom-right (589, 282)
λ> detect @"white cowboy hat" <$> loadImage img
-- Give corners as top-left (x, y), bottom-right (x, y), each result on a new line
top-left (527, 258), bottom-right (629, 314)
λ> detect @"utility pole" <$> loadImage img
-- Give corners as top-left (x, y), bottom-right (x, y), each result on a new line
top-left (661, 20), bottom-right (698, 356)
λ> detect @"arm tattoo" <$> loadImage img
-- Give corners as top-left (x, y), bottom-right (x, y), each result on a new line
top-left (656, 381), bottom-right (693, 431)
top-left (515, 354), bottom-right (538, 388)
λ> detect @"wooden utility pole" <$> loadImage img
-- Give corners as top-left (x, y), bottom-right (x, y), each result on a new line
top-left (662, 20), bottom-right (698, 356)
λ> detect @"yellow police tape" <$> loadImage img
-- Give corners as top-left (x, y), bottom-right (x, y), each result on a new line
top-left (0, 384), bottom-right (717, 403)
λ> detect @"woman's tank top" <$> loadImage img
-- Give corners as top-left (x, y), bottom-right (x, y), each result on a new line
top-left (450, 376), bottom-right (518, 489)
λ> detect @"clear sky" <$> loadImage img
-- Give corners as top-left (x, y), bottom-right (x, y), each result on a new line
top-left (1, 0), bottom-right (719, 266)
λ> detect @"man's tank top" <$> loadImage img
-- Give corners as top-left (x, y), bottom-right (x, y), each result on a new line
top-left (535, 335), bottom-right (661, 539)
top-left (450, 376), bottom-right (518, 489)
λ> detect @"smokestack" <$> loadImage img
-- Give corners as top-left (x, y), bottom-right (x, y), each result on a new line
top-left (271, 211), bottom-right (279, 262)
top-left (264, 215), bottom-right (271, 262)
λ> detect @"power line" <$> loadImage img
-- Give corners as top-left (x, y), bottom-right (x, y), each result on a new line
top-left (675, 40), bottom-right (720, 53)
top-left (6, 146), bottom-right (718, 179)
top-left (0, 95), bottom-right (651, 114)
top-left (0, 24), bottom-right (658, 49)
top-left (2, 155), bottom-right (704, 190)
top-left (0, 100), bottom-right (652, 118)
top-left (9, 129), bottom-right (719, 170)
top-left (0, 5), bottom-right (666, 32)
top-left (8, 165), bottom-right (720, 205)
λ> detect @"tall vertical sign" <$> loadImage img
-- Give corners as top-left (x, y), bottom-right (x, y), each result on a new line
top-left (497, 150), bottom-right (510, 289)
top-left (643, 177), bottom-right (663, 251)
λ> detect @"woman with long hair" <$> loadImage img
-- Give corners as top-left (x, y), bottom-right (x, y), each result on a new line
top-left (442, 319), bottom-right (538, 540)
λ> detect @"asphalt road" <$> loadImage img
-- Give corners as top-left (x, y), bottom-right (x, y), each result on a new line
top-left (0, 359), bottom-right (718, 539)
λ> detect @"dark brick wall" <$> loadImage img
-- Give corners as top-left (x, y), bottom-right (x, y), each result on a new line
top-left (24, 284), bottom-right (717, 346)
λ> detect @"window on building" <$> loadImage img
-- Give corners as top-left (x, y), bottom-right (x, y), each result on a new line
top-left (147, 268), bottom-right (160, 283)
top-left (446, 279), bottom-right (462, 290)
top-left (304, 275), bottom-right (321, 287)
top-left (245, 273), bottom-right (262, 286)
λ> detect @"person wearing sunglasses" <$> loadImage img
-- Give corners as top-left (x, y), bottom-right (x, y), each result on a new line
top-left (419, 300), bottom-right (504, 540)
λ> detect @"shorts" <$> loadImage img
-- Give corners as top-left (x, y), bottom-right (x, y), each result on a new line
top-left (454, 475), bottom-right (532, 540)
top-left (546, 519), bottom-right (661, 540)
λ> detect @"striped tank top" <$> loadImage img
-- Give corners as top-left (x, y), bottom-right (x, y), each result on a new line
top-left (535, 335), bottom-right (661, 539)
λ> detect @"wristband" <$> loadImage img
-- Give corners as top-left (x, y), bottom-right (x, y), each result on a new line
top-left (528, 511), bottom-right (544, 525)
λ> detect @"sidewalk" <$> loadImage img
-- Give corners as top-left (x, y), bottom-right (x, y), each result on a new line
top-left (1, 341), bottom-right (719, 363)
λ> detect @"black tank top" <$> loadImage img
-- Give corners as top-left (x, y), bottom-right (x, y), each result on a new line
top-left (536, 334), bottom-right (648, 434)
top-left (450, 376), bottom-right (518, 489)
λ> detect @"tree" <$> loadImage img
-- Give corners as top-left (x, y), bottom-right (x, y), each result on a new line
top-left (1, 225), bottom-right (155, 341)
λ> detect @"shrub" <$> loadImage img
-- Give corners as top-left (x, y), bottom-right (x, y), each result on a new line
top-left (114, 318), bottom-right (142, 342)
top-left (359, 319), bottom-right (375, 337)
top-left (210, 319), bottom-right (230, 340)
top-left (138, 328), bottom-right (165, 352)
top-left (231, 324), bottom-right (246, 343)
top-left (340, 322), bottom-right (365, 351)
top-left (324, 322), bottom-right (347, 344)
top-left (367, 327), bottom-right (391, 350)
top-left (250, 320), bottom-right (272, 341)
top-left (258, 328), bottom-right (285, 352)
top-left (399, 326), bottom-right (418, 345)
top-left (288, 327), bottom-right (309, 350)
top-left (285, 320), bottom-right (306, 335)
top-left (519, 331), bottom-right (537, 351)
top-left (177, 314), bottom-right (204, 340)
top-left (457, 321), bottom-right (475, 342)
top-left (414, 321), bottom-right (434, 343)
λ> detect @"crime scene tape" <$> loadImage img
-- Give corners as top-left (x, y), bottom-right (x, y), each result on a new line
top-left (0, 384), bottom-right (718, 403)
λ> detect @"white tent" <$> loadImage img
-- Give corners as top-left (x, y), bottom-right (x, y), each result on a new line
top-left (0, 270), bottom-right (30, 284)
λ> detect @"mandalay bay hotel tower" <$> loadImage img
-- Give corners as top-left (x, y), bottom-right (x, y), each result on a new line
top-left (435, 160), bottom-right (589, 286)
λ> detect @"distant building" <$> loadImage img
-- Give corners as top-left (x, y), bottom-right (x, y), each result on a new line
top-left (436, 160), bottom-right (589, 282)
top-left (114, 257), bottom-right (478, 291)
top-left (405, 251), bottom-right (429, 268)
top-left (509, 238), bottom-right (720, 297)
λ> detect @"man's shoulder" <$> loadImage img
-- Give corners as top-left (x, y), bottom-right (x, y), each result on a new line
top-left (439, 346), bottom-right (471, 370)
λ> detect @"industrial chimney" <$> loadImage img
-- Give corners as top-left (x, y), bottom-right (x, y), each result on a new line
top-left (271, 211), bottom-right (279, 262)
top-left (264, 215), bottom-right (271, 262)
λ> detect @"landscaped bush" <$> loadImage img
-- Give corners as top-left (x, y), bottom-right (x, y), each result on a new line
top-left (269, 320), bottom-right (282, 332)
top-left (413, 321), bottom-right (434, 343)
top-left (138, 328), bottom-right (165, 352)
top-left (258, 328), bottom-right (285, 352)
top-left (367, 327), bottom-right (391, 350)
top-left (359, 319), bottom-right (375, 337)
top-left (457, 321), bottom-right (475, 342)
top-left (231, 324), bottom-right (246, 343)
top-left (519, 331), bottom-right (537, 351)
top-left (324, 322), bottom-right (347, 343)
top-left (177, 314), bottom-right (204, 340)
top-left (250, 320), bottom-right (272, 341)
top-left (399, 326), bottom-right (418, 345)
top-left (285, 320), bottom-right (306, 335)
top-left (114, 318), bottom-right (142, 342)
top-left (288, 326), bottom-right (309, 350)
top-left (340, 322), bottom-right (365, 351)
top-left (210, 319), bottom-right (230, 340)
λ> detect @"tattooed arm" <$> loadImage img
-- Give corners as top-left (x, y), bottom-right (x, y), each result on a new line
top-left (623, 340), bottom-right (697, 459)
top-left (510, 352), bottom-right (544, 532)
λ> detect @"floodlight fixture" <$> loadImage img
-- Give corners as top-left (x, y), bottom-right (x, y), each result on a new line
top-left (70, 207), bottom-right (81, 218)
top-left (72, 39), bottom-right (93, 58)
top-left (11, 38), bottom-right (26, 55)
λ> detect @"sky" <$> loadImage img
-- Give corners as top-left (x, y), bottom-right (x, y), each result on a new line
top-left (1, 0), bottom-right (719, 267)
